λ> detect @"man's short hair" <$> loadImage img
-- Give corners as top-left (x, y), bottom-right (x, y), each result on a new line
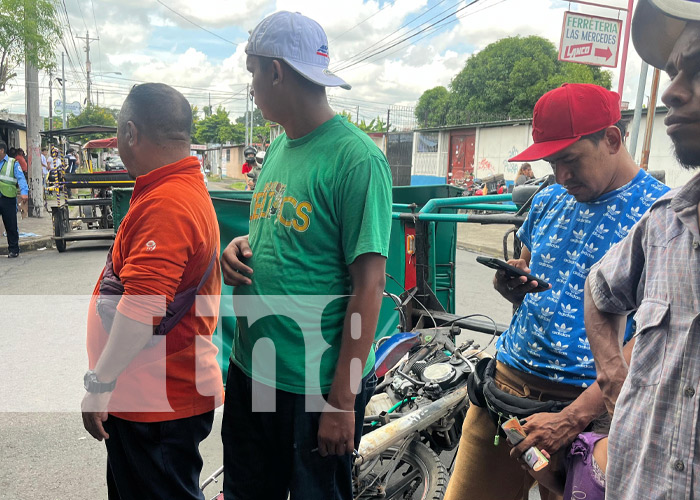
top-left (581, 119), bottom-right (629, 145)
top-left (0, 141), bottom-right (7, 152)
top-left (119, 83), bottom-right (192, 144)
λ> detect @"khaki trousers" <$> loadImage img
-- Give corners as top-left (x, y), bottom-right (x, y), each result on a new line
top-left (444, 361), bottom-right (584, 500)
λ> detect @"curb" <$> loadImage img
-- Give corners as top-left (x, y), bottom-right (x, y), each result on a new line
top-left (0, 236), bottom-right (54, 256)
top-left (457, 239), bottom-right (504, 258)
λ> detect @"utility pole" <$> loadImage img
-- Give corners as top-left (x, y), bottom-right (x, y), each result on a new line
top-left (629, 62), bottom-right (649, 161)
top-left (245, 84), bottom-right (250, 147)
top-left (386, 109), bottom-right (391, 133)
top-left (640, 69), bottom-right (661, 171)
top-left (76, 31), bottom-right (98, 106)
top-left (61, 52), bottom-right (66, 129)
top-left (249, 94), bottom-right (254, 146)
top-left (49, 69), bottom-right (53, 131)
top-left (356, 105), bottom-right (359, 123)
top-left (25, 11), bottom-right (43, 217)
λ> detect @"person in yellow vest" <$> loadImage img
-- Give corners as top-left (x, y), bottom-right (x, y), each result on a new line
top-left (0, 140), bottom-right (29, 258)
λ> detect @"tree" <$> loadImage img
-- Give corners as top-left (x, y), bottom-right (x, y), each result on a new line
top-left (43, 116), bottom-right (63, 131)
top-left (338, 111), bottom-right (389, 132)
top-left (417, 36), bottom-right (613, 126)
top-left (68, 105), bottom-right (118, 142)
top-left (194, 106), bottom-right (232, 144)
top-left (191, 105), bottom-right (200, 139)
top-left (218, 122), bottom-right (245, 144)
top-left (71, 105), bottom-right (117, 127)
top-left (415, 86), bottom-right (450, 128)
top-left (0, 0), bottom-right (62, 91)
top-left (235, 108), bottom-right (266, 127)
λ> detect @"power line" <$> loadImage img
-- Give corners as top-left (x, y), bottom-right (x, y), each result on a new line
top-left (89, 0), bottom-right (103, 74)
top-left (97, 74), bottom-right (249, 95)
top-left (339, 0), bottom-right (507, 75)
top-left (74, 0), bottom-right (88, 32)
top-left (331, 0), bottom-right (454, 70)
top-left (329, 0), bottom-right (396, 43)
top-left (333, 0), bottom-right (481, 73)
top-left (58, 0), bottom-right (89, 93)
top-left (11, 64), bottom-right (248, 103)
top-left (156, 0), bottom-right (238, 46)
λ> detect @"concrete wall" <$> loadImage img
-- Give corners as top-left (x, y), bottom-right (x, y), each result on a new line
top-left (632, 109), bottom-right (694, 187)
top-left (367, 133), bottom-right (386, 154)
top-left (411, 130), bottom-right (449, 185)
top-left (475, 123), bottom-right (532, 180)
top-left (412, 108), bottom-right (693, 189)
top-left (221, 145), bottom-right (248, 180)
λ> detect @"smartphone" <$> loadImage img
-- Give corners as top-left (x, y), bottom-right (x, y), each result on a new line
top-left (475, 256), bottom-right (551, 290)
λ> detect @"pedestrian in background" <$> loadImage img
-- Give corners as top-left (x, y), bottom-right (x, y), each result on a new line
top-left (515, 162), bottom-right (534, 185)
top-left (14, 148), bottom-right (28, 178)
top-left (41, 148), bottom-right (49, 177)
top-left (0, 140), bottom-right (28, 258)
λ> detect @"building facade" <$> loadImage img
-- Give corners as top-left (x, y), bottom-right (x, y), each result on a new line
top-left (410, 107), bottom-right (693, 189)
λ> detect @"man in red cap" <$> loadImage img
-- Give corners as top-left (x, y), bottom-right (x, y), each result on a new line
top-left (444, 83), bottom-right (669, 500)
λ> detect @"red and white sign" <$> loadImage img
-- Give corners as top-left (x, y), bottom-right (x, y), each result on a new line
top-left (558, 11), bottom-right (622, 68)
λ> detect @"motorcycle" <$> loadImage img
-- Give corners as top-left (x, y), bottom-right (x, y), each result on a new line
top-left (352, 294), bottom-right (492, 500)
top-left (201, 292), bottom-right (500, 500)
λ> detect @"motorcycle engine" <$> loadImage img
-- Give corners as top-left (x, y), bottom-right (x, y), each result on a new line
top-left (420, 363), bottom-right (457, 389)
top-left (414, 355), bottom-right (470, 392)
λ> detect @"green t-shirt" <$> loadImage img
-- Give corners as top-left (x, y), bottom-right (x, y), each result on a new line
top-left (231, 115), bottom-right (393, 394)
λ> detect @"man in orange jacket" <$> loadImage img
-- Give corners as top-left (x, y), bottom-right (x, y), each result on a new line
top-left (81, 83), bottom-right (223, 499)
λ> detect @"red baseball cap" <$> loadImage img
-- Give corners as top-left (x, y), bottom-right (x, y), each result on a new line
top-left (509, 84), bottom-right (621, 162)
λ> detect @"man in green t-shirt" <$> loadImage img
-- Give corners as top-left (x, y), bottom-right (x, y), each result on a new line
top-left (220, 11), bottom-right (393, 500)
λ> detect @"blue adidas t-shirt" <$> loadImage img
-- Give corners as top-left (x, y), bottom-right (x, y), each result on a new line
top-left (496, 169), bottom-right (669, 387)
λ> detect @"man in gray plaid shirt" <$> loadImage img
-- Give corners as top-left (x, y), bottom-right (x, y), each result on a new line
top-left (585, 1), bottom-right (700, 498)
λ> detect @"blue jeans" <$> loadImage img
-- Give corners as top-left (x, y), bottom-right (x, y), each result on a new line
top-left (104, 411), bottom-right (214, 500)
top-left (221, 363), bottom-right (377, 500)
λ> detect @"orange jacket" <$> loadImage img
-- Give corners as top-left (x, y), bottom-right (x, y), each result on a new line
top-left (87, 156), bottom-right (223, 422)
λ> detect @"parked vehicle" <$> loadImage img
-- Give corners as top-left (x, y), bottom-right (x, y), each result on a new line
top-left (41, 130), bottom-right (134, 252)
top-left (104, 156), bottom-right (126, 172)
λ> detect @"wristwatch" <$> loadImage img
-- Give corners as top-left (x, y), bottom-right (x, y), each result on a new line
top-left (83, 370), bottom-right (116, 393)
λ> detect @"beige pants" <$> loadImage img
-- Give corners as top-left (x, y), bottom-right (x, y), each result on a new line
top-left (444, 361), bottom-right (583, 500)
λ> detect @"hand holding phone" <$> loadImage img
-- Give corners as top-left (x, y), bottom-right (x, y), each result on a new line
top-left (476, 256), bottom-right (551, 292)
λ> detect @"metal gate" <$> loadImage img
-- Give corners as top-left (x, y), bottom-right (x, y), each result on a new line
top-left (448, 129), bottom-right (475, 184)
top-left (387, 132), bottom-right (413, 186)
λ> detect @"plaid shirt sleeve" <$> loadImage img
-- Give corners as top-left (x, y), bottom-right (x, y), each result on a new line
top-left (587, 210), bottom-right (650, 315)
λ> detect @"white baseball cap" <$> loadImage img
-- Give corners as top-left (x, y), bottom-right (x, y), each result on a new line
top-left (246, 11), bottom-right (351, 90)
top-left (633, 0), bottom-right (700, 69)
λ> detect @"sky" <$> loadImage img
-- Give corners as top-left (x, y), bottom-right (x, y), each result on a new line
top-left (0, 0), bottom-right (667, 130)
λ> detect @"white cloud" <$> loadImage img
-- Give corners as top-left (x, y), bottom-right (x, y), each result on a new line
top-left (0, 0), bottom-right (667, 125)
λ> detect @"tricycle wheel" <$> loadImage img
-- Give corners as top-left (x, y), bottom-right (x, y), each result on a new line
top-left (55, 239), bottom-right (66, 252)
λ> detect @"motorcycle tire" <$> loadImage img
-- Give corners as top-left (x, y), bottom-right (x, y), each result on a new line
top-left (366, 441), bottom-right (448, 500)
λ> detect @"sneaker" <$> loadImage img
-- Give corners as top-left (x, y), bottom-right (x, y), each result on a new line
top-left (8, 252), bottom-right (19, 258)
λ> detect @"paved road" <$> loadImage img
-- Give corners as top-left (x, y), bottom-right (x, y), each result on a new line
top-left (0, 244), bottom-right (516, 499)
